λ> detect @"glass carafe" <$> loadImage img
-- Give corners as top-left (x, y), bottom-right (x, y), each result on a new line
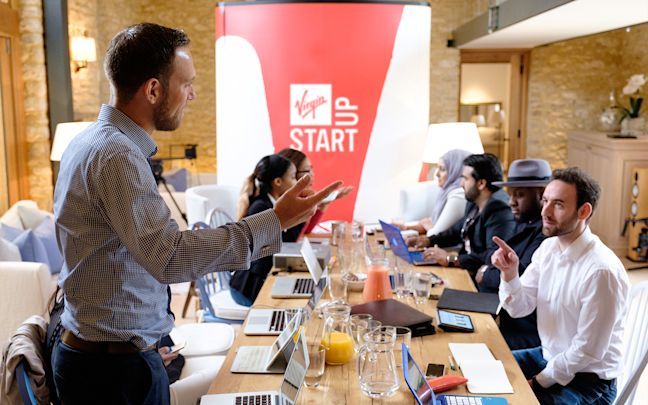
top-left (321, 303), bottom-right (354, 365)
top-left (357, 327), bottom-right (399, 398)
top-left (362, 258), bottom-right (392, 302)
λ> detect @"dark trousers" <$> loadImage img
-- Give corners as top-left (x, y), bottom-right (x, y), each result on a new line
top-left (53, 340), bottom-right (170, 405)
top-left (513, 347), bottom-right (617, 405)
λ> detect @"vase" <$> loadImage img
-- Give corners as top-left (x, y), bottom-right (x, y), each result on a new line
top-left (621, 117), bottom-right (646, 136)
top-left (599, 90), bottom-right (623, 132)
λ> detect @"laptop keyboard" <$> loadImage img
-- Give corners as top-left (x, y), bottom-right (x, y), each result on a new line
top-left (444, 396), bottom-right (483, 405)
top-left (235, 394), bottom-right (272, 405)
top-left (293, 278), bottom-right (314, 294)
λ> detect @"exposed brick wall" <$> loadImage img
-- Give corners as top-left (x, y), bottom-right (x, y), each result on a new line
top-left (18, 0), bottom-right (53, 210)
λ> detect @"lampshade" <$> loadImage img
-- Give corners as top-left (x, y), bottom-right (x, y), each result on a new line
top-left (422, 122), bottom-right (484, 164)
top-left (50, 122), bottom-right (93, 161)
top-left (70, 35), bottom-right (97, 63)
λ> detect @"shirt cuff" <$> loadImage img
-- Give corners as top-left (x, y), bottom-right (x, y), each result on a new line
top-left (500, 274), bottom-right (522, 295)
top-left (535, 370), bottom-right (557, 388)
top-left (243, 209), bottom-right (282, 260)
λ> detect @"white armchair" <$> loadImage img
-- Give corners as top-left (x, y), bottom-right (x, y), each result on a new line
top-left (185, 185), bottom-right (238, 227)
top-left (398, 181), bottom-right (441, 222)
top-left (0, 262), bottom-right (56, 344)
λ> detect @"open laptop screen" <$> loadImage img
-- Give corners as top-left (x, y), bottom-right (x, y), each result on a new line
top-left (300, 237), bottom-right (324, 282)
top-left (279, 333), bottom-right (308, 404)
top-left (267, 311), bottom-right (301, 368)
top-left (402, 344), bottom-right (435, 405)
top-left (379, 220), bottom-right (414, 264)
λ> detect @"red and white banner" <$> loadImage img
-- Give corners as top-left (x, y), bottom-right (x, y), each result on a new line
top-left (216, 1), bottom-right (430, 222)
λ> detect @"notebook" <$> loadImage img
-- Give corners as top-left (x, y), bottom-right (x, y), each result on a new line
top-left (402, 344), bottom-right (508, 405)
top-left (437, 288), bottom-right (501, 315)
top-left (351, 299), bottom-right (435, 337)
top-left (448, 343), bottom-right (514, 394)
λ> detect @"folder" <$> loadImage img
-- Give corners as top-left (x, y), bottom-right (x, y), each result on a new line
top-left (437, 288), bottom-right (500, 315)
top-left (351, 299), bottom-right (436, 337)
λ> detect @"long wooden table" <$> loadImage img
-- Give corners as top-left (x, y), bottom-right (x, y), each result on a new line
top-left (207, 264), bottom-right (539, 404)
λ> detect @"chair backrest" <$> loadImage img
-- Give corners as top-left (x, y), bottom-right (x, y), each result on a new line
top-left (196, 272), bottom-right (231, 317)
top-left (185, 185), bottom-right (238, 227)
top-left (205, 207), bottom-right (235, 229)
top-left (616, 281), bottom-right (648, 405)
top-left (0, 262), bottom-right (54, 343)
top-left (398, 181), bottom-right (441, 222)
top-left (16, 359), bottom-right (38, 405)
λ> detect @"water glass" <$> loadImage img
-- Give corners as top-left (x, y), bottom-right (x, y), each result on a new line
top-left (331, 221), bottom-right (346, 246)
top-left (393, 326), bottom-right (411, 367)
top-left (350, 314), bottom-right (372, 347)
top-left (304, 344), bottom-right (326, 388)
top-left (412, 272), bottom-right (433, 304)
top-left (328, 272), bottom-right (348, 304)
top-left (351, 221), bottom-right (365, 242)
top-left (392, 256), bottom-right (411, 299)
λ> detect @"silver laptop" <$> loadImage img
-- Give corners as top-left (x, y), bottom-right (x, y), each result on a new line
top-left (231, 311), bottom-right (302, 374)
top-left (245, 276), bottom-right (326, 335)
top-left (201, 332), bottom-right (309, 405)
top-left (271, 238), bottom-right (325, 299)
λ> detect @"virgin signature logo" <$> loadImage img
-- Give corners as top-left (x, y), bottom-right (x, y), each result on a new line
top-left (294, 90), bottom-right (328, 119)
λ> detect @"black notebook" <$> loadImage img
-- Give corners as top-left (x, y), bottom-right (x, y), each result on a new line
top-left (351, 299), bottom-right (436, 337)
top-left (437, 288), bottom-right (500, 315)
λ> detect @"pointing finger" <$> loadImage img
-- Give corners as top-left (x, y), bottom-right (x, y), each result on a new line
top-left (492, 236), bottom-right (513, 252)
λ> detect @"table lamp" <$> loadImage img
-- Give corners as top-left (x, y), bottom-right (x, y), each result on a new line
top-left (421, 122), bottom-right (484, 165)
top-left (50, 122), bottom-right (93, 161)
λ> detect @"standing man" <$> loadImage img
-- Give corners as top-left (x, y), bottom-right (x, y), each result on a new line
top-left (492, 167), bottom-right (629, 404)
top-left (410, 153), bottom-right (515, 276)
top-left (52, 23), bottom-right (340, 405)
top-left (477, 159), bottom-right (551, 350)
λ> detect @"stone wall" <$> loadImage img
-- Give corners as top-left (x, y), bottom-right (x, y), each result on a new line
top-left (19, 0), bottom-right (53, 210)
top-left (526, 24), bottom-right (648, 169)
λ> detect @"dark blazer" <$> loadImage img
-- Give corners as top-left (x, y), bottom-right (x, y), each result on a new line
top-left (229, 194), bottom-right (304, 304)
top-left (478, 215), bottom-right (545, 350)
top-left (428, 188), bottom-right (515, 275)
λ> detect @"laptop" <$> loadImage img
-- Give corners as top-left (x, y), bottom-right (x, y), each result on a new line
top-left (231, 310), bottom-right (302, 374)
top-left (402, 344), bottom-right (508, 405)
top-left (271, 238), bottom-right (325, 298)
top-left (380, 220), bottom-right (436, 266)
top-left (201, 332), bottom-right (309, 405)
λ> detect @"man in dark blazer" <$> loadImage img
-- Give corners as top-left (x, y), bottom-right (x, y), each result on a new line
top-left (410, 153), bottom-right (516, 277)
top-left (477, 159), bottom-right (552, 350)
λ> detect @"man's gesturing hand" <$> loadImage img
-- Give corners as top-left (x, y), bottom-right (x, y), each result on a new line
top-left (274, 175), bottom-right (343, 230)
top-left (491, 236), bottom-right (520, 282)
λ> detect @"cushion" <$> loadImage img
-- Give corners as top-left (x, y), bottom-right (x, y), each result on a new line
top-left (0, 237), bottom-right (21, 261)
top-left (33, 217), bottom-right (63, 274)
top-left (0, 200), bottom-right (38, 229)
top-left (0, 222), bottom-right (23, 241)
top-left (16, 203), bottom-right (51, 230)
top-left (12, 229), bottom-right (49, 266)
top-left (169, 323), bottom-right (235, 357)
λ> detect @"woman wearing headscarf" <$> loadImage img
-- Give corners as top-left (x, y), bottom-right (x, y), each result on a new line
top-left (398, 149), bottom-right (471, 236)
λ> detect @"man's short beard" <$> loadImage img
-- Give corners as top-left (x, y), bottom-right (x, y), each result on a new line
top-left (153, 83), bottom-right (181, 131)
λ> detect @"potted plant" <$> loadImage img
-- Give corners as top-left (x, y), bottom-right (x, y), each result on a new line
top-left (620, 74), bottom-right (646, 136)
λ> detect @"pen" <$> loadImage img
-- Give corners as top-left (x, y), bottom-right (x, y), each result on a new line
top-left (448, 355), bottom-right (457, 371)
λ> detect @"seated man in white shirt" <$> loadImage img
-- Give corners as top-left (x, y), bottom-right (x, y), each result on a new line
top-left (491, 167), bottom-right (630, 405)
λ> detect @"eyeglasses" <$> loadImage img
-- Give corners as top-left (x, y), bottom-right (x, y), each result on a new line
top-left (296, 167), bottom-right (313, 177)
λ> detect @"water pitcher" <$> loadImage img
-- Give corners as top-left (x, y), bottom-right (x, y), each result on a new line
top-left (357, 328), bottom-right (399, 398)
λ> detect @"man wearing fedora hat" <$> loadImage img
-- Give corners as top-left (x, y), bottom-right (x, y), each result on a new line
top-left (477, 159), bottom-right (551, 350)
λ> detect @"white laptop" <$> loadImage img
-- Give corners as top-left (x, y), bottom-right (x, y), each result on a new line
top-left (246, 239), bottom-right (328, 335)
top-left (201, 332), bottom-right (309, 405)
top-left (231, 310), bottom-right (302, 374)
top-left (270, 238), bottom-right (325, 299)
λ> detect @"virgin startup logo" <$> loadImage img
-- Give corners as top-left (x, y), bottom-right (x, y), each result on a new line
top-left (289, 84), bottom-right (358, 152)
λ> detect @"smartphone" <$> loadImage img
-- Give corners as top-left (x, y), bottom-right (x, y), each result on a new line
top-left (321, 190), bottom-right (339, 203)
top-left (426, 363), bottom-right (445, 378)
top-left (169, 341), bottom-right (186, 354)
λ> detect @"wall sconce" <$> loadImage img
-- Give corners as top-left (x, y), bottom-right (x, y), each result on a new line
top-left (70, 31), bottom-right (96, 72)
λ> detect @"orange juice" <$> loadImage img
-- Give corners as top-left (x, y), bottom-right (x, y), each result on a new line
top-left (321, 332), bottom-right (354, 365)
top-left (362, 262), bottom-right (392, 302)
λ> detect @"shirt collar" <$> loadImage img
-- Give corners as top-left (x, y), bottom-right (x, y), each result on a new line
top-left (560, 226), bottom-right (595, 261)
top-left (97, 104), bottom-right (158, 158)
top-left (267, 194), bottom-right (277, 207)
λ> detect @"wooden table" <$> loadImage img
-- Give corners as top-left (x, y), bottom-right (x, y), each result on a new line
top-left (207, 263), bottom-right (539, 404)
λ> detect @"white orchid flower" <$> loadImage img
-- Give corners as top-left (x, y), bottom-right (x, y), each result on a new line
top-left (623, 74), bottom-right (647, 95)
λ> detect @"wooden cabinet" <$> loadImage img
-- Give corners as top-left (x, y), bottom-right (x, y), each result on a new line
top-left (568, 131), bottom-right (648, 255)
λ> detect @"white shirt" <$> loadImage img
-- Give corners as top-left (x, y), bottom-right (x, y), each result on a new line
top-left (499, 227), bottom-right (630, 387)
top-left (426, 187), bottom-right (466, 236)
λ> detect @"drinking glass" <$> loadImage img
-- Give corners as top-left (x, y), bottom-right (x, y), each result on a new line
top-left (331, 221), bottom-right (346, 246)
top-left (304, 344), bottom-right (326, 388)
top-left (412, 272), bottom-right (433, 304)
top-left (393, 326), bottom-right (411, 367)
top-left (350, 314), bottom-right (373, 348)
top-left (328, 271), bottom-right (348, 304)
top-left (391, 255), bottom-right (411, 300)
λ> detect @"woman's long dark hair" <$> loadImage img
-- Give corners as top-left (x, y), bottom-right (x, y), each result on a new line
top-left (237, 154), bottom-right (292, 220)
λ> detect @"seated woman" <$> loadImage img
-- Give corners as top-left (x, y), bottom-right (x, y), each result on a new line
top-left (230, 154), bottom-right (300, 306)
top-left (397, 149), bottom-right (470, 236)
top-left (277, 148), bottom-right (353, 235)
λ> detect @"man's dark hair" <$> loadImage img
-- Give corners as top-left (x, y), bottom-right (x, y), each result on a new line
top-left (463, 153), bottom-right (503, 192)
top-left (551, 167), bottom-right (601, 213)
top-left (104, 23), bottom-right (190, 102)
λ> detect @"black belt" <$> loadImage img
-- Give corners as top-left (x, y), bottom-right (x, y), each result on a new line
top-left (61, 330), bottom-right (156, 354)
top-left (574, 372), bottom-right (615, 386)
